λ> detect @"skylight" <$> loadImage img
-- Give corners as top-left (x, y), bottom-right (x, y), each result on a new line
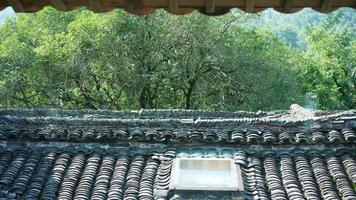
top-left (169, 158), bottom-right (243, 191)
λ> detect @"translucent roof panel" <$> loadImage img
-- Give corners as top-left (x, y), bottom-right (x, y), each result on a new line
top-left (169, 158), bottom-right (243, 191)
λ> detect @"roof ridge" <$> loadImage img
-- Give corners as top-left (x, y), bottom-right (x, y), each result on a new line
top-left (0, 107), bottom-right (354, 120)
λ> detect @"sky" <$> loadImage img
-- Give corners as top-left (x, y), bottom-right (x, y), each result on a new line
top-left (0, 7), bottom-right (14, 25)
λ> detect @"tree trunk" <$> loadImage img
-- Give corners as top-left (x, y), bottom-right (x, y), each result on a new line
top-left (185, 80), bottom-right (196, 109)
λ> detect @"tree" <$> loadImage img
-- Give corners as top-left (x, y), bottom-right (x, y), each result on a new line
top-left (301, 13), bottom-right (356, 109)
top-left (0, 8), bottom-right (307, 111)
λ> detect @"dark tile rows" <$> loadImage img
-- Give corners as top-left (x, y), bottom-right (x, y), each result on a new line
top-left (92, 155), bottom-right (115, 200)
top-left (263, 156), bottom-right (288, 199)
top-left (294, 155), bottom-right (319, 200)
top-left (233, 150), bottom-right (356, 200)
top-left (280, 154), bottom-right (304, 199)
top-left (11, 152), bottom-right (40, 195)
top-left (107, 156), bottom-right (129, 200)
top-left (41, 153), bottom-right (71, 199)
top-left (310, 157), bottom-right (340, 200)
top-left (326, 156), bottom-right (355, 200)
top-left (123, 156), bottom-right (145, 199)
top-left (74, 154), bottom-right (101, 200)
top-left (0, 147), bottom-right (355, 200)
top-left (1, 127), bottom-right (355, 145)
top-left (0, 150), bottom-right (27, 188)
top-left (138, 158), bottom-right (159, 200)
top-left (58, 154), bottom-right (86, 200)
top-left (0, 148), bottom-right (174, 200)
top-left (23, 152), bottom-right (56, 199)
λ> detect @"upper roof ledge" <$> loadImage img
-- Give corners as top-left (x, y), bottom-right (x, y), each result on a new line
top-left (0, 104), bottom-right (354, 126)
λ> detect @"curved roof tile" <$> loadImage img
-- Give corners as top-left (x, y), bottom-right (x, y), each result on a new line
top-left (0, 109), bottom-right (355, 145)
top-left (0, 108), bottom-right (355, 198)
top-left (0, 146), bottom-right (355, 199)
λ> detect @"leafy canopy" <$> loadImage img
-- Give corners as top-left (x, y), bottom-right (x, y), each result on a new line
top-left (0, 8), bottom-right (354, 111)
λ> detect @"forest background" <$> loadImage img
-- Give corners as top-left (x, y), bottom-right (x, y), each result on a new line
top-left (0, 7), bottom-right (355, 111)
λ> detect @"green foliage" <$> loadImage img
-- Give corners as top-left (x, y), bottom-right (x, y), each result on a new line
top-left (250, 8), bottom-right (355, 49)
top-left (300, 13), bottom-right (356, 109)
top-left (0, 7), bottom-right (353, 111)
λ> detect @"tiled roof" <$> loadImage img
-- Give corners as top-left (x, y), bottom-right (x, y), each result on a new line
top-left (0, 145), bottom-right (355, 200)
top-left (1, 126), bottom-right (356, 145)
top-left (0, 107), bottom-right (355, 199)
top-left (1, 109), bottom-right (355, 145)
top-left (1, 0), bottom-right (355, 14)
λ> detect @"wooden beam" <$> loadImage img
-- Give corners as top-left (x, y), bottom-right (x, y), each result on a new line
top-left (50, 0), bottom-right (67, 11)
top-left (206, 0), bottom-right (215, 13)
top-left (169, 0), bottom-right (179, 13)
top-left (283, 0), bottom-right (293, 13)
top-left (88, 0), bottom-right (102, 12)
top-left (7, 0), bottom-right (25, 12)
top-left (320, 0), bottom-right (333, 12)
top-left (245, 0), bottom-right (256, 13)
